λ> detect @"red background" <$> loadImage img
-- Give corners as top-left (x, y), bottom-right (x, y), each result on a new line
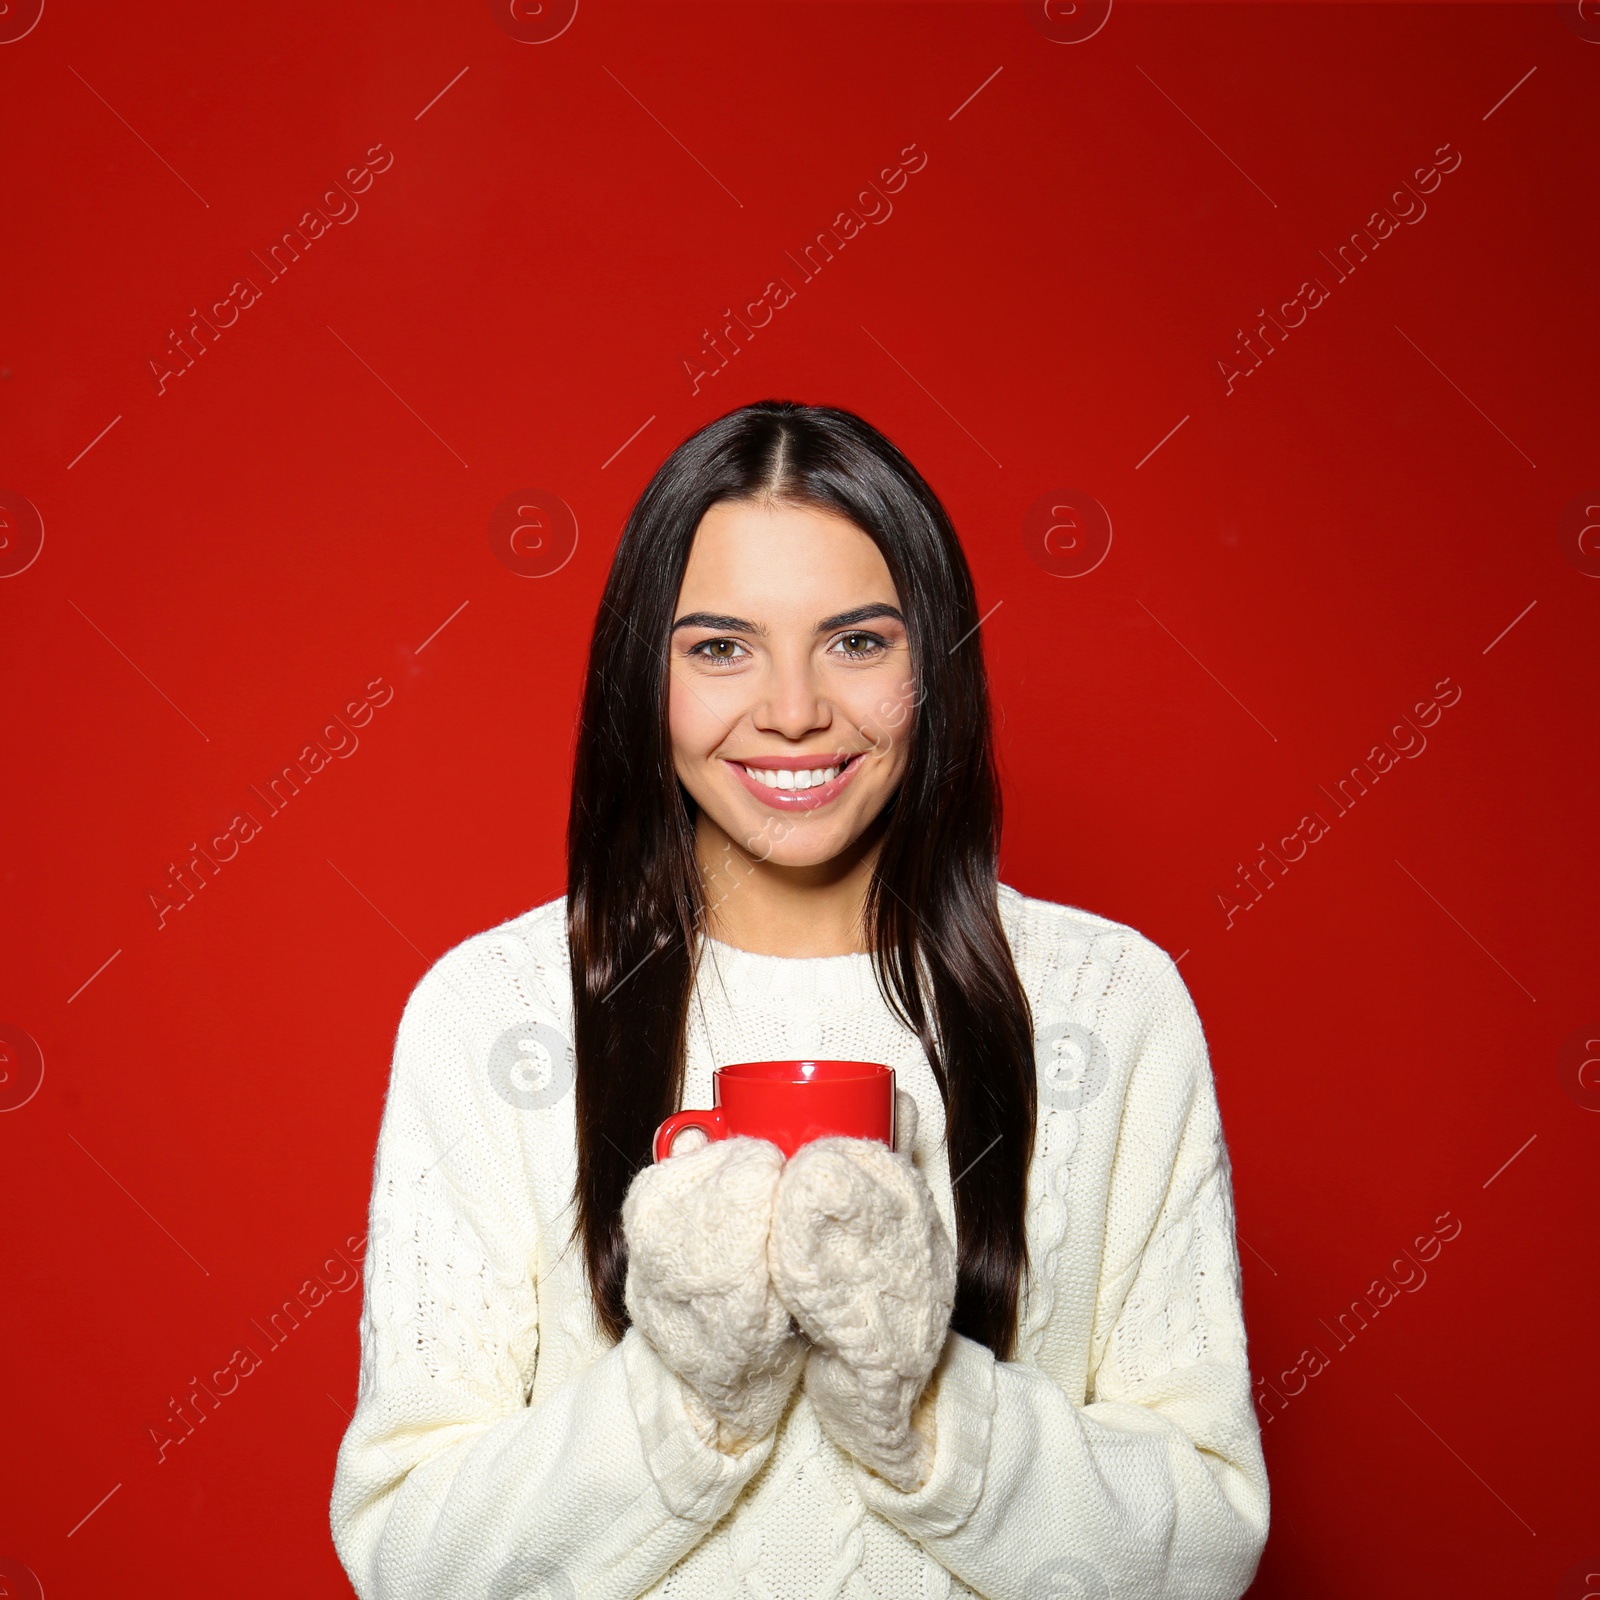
top-left (3, 3), bottom-right (1596, 1595)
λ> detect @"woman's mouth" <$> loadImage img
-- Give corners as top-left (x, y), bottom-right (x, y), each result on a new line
top-left (725, 752), bottom-right (867, 810)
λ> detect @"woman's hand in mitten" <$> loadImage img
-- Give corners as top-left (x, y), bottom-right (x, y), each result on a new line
top-left (767, 1135), bottom-right (956, 1492)
top-left (623, 1136), bottom-right (807, 1454)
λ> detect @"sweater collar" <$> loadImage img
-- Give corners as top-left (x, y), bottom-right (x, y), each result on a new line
top-left (693, 934), bottom-right (882, 1009)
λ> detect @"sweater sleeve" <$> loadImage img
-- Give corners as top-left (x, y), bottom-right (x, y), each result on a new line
top-left (329, 944), bottom-right (776, 1600)
top-left (850, 947), bottom-right (1270, 1600)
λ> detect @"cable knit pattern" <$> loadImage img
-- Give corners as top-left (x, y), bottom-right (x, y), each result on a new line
top-left (330, 884), bottom-right (1268, 1599)
top-left (769, 1138), bottom-right (957, 1492)
top-left (623, 1136), bottom-right (807, 1451)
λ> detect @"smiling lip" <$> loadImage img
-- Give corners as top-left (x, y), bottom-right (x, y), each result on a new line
top-left (726, 752), bottom-right (868, 811)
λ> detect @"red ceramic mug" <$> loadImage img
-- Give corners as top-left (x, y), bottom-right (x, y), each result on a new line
top-left (653, 1059), bottom-right (895, 1162)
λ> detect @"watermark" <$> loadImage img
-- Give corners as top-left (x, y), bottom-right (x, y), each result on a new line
top-left (696, 812), bottom-right (800, 929)
top-left (600, 812), bottom-right (803, 1009)
top-left (1022, 489), bottom-right (1112, 578)
top-left (860, 670), bottom-right (929, 762)
top-left (1023, 0), bottom-right (1112, 45)
top-left (1556, 1024), bottom-right (1600, 1113)
top-left (147, 1226), bottom-right (380, 1462)
top-left (489, 1020), bottom-right (576, 1110)
top-left (488, 0), bottom-right (579, 44)
top-left (0, 0), bottom-right (43, 44)
top-left (1558, 1559), bottom-right (1600, 1599)
top-left (488, 489), bottom-right (579, 577)
top-left (0, 489), bottom-right (44, 577)
top-left (1559, 2), bottom-right (1600, 43)
top-left (1557, 491), bottom-right (1600, 577)
top-left (0, 1024), bottom-right (45, 1113)
top-left (0, 1559), bottom-right (42, 1600)
top-left (146, 677), bottom-right (394, 928)
top-left (1215, 675), bottom-right (1461, 929)
top-left (679, 143), bottom-right (929, 394)
top-left (146, 144), bottom-right (395, 395)
top-left (1034, 1018), bottom-right (1108, 1112)
top-left (1025, 1555), bottom-right (1110, 1597)
top-left (1253, 1210), bottom-right (1461, 1427)
top-left (1215, 143), bottom-right (1462, 395)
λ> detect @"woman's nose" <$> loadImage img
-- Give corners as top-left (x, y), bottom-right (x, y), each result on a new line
top-left (752, 657), bottom-right (828, 739)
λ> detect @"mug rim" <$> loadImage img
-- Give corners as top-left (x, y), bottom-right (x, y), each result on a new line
top-left (716, 1058), bottom-right (891, 1084)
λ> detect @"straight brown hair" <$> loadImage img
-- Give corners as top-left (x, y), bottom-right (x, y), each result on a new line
top-left (566, 400), bottom-right (1037, 1358)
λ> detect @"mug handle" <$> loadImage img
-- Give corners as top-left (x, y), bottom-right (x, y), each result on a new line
top-left (653, 1107), bottom-right (727, 1163)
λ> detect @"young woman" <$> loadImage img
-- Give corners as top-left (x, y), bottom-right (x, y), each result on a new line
top-left (330, 401), bottom-right (1269, 1599)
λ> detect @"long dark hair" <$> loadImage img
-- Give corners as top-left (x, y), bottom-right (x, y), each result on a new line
top-left (566, 400), bottom-right (1037, 1359)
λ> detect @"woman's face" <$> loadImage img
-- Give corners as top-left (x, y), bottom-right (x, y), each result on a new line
top-left (668, 497), bottom-right (915, 871)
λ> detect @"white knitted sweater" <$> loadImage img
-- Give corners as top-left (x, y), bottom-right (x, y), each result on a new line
top-left (330, 885), bottom-right (1269, 1600)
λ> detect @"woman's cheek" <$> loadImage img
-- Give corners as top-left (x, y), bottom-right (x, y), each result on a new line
top-left (667, 669), bottom-right (733, 757)
top-left (858, 715), bottom-right (901, 762)
top-left (853, 674), bottom-right (916, 761)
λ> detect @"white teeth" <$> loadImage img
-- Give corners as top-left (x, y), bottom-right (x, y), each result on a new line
top-left (741, 762), bottom-right (843, 790)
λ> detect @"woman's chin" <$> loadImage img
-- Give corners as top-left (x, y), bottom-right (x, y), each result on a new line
top-left (758, 840), bottom-right (856, 872)
top-left (707, 805), bottom-right (855, 870)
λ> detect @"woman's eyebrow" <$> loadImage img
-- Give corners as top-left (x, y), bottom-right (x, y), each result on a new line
top-left (671, 611), bottom-right (766, 635)
top-left (816, 604), bottom-right (905, 631)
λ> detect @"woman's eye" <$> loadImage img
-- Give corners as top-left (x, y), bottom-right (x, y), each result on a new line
top-left (689, 637), bottom-right (748, 664)
top-left (831, 631), bottom-right (887, 659)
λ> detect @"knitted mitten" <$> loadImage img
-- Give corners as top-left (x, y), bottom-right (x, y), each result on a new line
top-left (768, 1136), bottom-right (956, 1492)
top-left (623, 1136), bottom-right (807, 1453)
